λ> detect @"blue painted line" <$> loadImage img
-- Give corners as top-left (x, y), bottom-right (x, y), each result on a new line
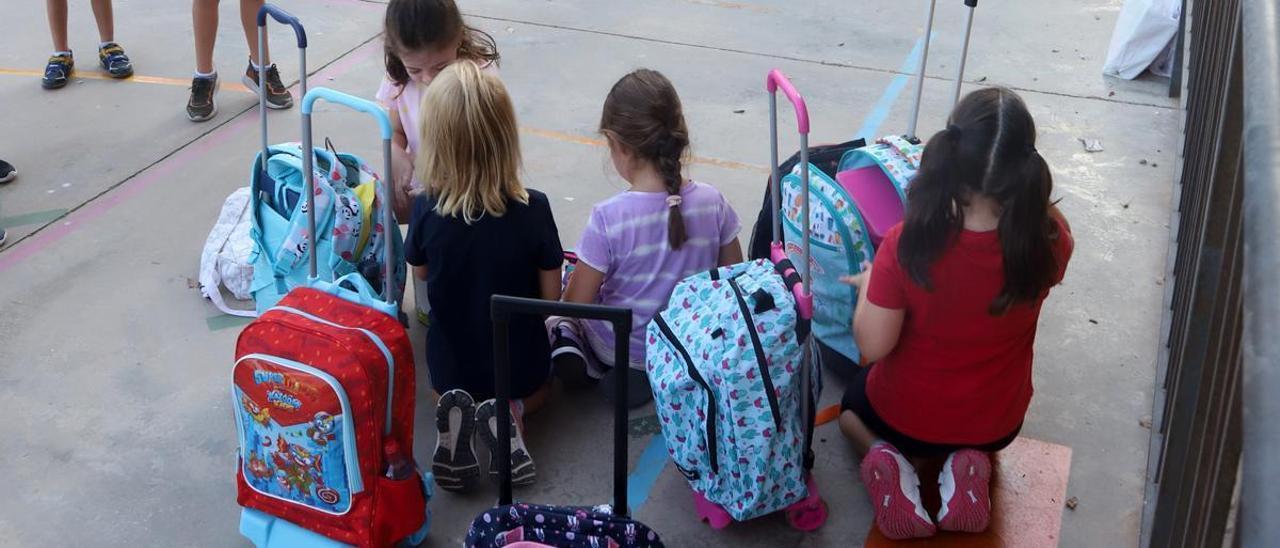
top-left (855, 35), bottom-right (931, 141)
top-left (624, 38), bottom-right (931, 514)
top-left (626, 435), bottom-right (669, 512)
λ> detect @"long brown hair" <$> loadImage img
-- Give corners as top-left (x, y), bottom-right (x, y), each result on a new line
top-left (416, 60), bottom-right (526, 223)
top-left (383, 0), bottom-right (499, 90)
top-left (898, 87), bottom-right (1060, 315)
top-left (599, 69), bottom-right (690, 249)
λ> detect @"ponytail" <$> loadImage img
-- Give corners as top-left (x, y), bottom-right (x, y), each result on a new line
top-left (899, 87), bottom-right (1060, 314)
top-left (599, 69), bottom-right (691, 250)
top-left (990, 146), bottom-right (1058, 314)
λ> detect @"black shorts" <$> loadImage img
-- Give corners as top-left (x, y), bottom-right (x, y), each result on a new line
top-left (841, 364), bottom-right (1021, 459)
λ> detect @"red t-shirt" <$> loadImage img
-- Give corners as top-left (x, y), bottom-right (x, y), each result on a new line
top-left (865, 218), bottom-right (1074, 445)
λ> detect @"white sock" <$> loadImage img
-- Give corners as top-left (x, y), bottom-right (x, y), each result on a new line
top-left (194, 70), bottom-right (217, 79)
top-left (98, 41), bottom-right (115, 49)
top-left (250, 59), bottom-right (264, 71)
top-left (53, 50), bottom-right (72, 57)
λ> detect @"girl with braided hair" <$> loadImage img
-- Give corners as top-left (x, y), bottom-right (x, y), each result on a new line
top-left (549, 69), bottom-right (743, 407)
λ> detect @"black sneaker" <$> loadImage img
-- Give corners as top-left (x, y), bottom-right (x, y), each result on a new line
top-left (242, 62), bottom-right (293, 110)
top-left (187, 74), bottom-right (219, 122)
top-left (475, 398), bottom-right (536, 486)
top-left (0, 228), bottom-right (7, 247)
top-left (547, 318), bottom-right (594, 389)
top-left (98, 42), bottom-right (133, 78)
top-left (0, 160), bottom-right (15, 184)
top-left (41, 53), bottom-right (74, 89)
top-left (431, 389), bottom-right (481, 492)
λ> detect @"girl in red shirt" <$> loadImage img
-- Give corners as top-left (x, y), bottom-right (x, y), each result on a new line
top-left (839, 88), bottom-right (1074, 540)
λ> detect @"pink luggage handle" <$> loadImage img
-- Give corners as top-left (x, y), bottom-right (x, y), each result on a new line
top-left (765, 70), bottom-right (813, 321)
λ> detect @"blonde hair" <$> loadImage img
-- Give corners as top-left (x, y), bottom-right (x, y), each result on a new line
top-left (415, 60), bottom-right (526, 223)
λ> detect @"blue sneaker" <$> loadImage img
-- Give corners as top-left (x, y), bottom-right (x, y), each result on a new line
top-left (42, 53), bottom-right (74, 90)
top-left (98, 43), bottom-right (133, 79)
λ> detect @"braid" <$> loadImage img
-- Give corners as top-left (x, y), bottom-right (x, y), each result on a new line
top-left (656, 133), bottom-right (688, 249)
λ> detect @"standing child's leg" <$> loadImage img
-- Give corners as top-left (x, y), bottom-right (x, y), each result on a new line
top-left (188, 0), bottom-right (221, 121)
top-left (91, 0), bottom-right (133, 79)
top-left (238, 0), bottom-right (293, 109)
top-left (42, 0), bottom-right (74, 90)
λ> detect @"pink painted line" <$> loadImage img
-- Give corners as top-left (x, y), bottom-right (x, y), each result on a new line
top-left (0, 39), bottom-right (381, 275)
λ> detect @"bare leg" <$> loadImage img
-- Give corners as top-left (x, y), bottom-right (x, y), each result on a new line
top-left (239, 0), bottom-right (268, 65)
top-left (839, 410), bottom-right (879, 458)
top-left (519, 383), bottom-right (552, 416)
top-left (89, 0), bottom-right (115, 43)
top-left (193, 0), bottom-right (219, 74)
top-left (47, 0), bottom-right (70, 52)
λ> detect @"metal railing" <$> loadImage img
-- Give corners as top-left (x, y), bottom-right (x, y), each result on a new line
top-left (1141, 0), bottom-right (1278, 546)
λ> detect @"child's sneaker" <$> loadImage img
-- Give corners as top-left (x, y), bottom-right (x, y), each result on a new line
top-left (0, 228), bottom-right (7, 247)
top-left (187, 74), bottom-right (220, 122)
top-left (476, 398), bottom-right (536, 486)
top-left (0, 160), bottom-right (16, 184)
top-left (431, 389), bottom-right (481, 492)
top-left (547, 317), bottom-right (594, 388)
top-left (41, 53), bottom-right (74, 90)
top-left (860, 442), bottom-right (937, 540)
top-left (242, 62), bottom-right (293, 110)
top-left (937, 449), bottom-right (993, 533)
top-left (98, 42), bottom-right (133, 78)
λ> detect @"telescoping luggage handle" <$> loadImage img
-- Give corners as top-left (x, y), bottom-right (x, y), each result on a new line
top-left (766, 69), bottom-right (814, 317)
top-left (906, 0), bottom-right (979, 141)
top-left (491, 296), bottom-right (633, 516)
top-left (256, 4), bottom-right (307, 181)
top-left (299, 88), bottom-right (398, 308)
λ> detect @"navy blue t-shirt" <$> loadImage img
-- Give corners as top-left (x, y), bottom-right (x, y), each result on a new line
top-left (405, 189), bottom-right (563, 400)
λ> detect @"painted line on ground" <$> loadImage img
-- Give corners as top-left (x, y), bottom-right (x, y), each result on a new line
top-left (519, 127), bottom-right (768, 174)
top-left (622, 38), bottom-right (932, 514)
top-left (855, 35), bottom-right (928, 141)
top-left (207, 314), bottom-right (255, 332)
top-left (0, 68), bottom-right (253, 93)
top-left (0, 37), bottom-right (382, 274)
top-left (0, 209), bottom-right (68, 229)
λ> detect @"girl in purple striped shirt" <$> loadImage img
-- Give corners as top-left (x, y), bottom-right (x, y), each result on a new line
top-left (549, 69), bottom-right (744, 408)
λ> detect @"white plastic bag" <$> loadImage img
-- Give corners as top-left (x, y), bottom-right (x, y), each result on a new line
top-left (199, 186), bottom-right (257, 317)
top-left (1103, 0), bottom-right (1182, 80)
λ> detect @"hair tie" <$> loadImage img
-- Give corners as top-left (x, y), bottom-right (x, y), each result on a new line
top-left (666, 194), bottom-right (683, 208)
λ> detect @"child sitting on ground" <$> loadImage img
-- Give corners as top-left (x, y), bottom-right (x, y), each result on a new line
top-left (839, 87), bottom-right (1074, 539)
top-left (551, 69), bottom-right (744, 408)
top-left (404, 61), bottom-right (563, 492)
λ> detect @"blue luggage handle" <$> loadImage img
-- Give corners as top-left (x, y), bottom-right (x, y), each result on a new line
top-left (257, 4), bottom-right (307, 48)
top-left (301, 89), bottom-right (395, 140)
top-left (256, 4), bottom-right (308, 190)
top-left (300, 87), bottom-right (398, 311)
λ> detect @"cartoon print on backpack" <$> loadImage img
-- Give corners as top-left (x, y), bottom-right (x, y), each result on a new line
top-left (233, 357), bottom-right (353, 514)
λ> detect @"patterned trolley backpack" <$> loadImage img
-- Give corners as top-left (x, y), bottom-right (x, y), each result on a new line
top-left (645, 70), bottom-right (827, 531)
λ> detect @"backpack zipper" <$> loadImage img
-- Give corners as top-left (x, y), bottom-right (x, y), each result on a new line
top-left (654, 314), bottom-right (719, 475)
top-left (270, 306), bottom-right (396, 435)
top-left (727, 277), bottom-right (784, 432)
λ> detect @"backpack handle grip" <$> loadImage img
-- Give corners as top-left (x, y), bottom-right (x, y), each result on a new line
top-left (300, 88), bottom-right (397, 306)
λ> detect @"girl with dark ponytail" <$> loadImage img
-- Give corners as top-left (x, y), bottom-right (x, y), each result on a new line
top-left (548, 69), bottom-right (744, 408)
top-left (838, 88), bottom-right (1074, 540)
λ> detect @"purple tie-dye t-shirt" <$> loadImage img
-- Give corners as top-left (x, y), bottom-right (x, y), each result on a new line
top-left (576, 181), bottom-right (741, 368)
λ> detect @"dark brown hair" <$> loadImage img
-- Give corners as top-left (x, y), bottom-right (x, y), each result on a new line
top-left (383, 0), bottom-right (499, 90)
top-left (899, 87), bottom-right (1061, 315)
top-left (599, 69), bottom-right (690, 249)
